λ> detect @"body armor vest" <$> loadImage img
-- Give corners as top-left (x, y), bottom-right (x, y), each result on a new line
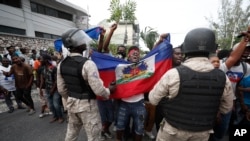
top-left (60, 56), bottom-right (96, 100)
top-left (162, 65), bottom-right (226, 131)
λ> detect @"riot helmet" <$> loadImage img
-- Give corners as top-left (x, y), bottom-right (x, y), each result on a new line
top-left (61, 28), bottom-right (92, 49)
top-left (182, 28), bottom-right (216, 54)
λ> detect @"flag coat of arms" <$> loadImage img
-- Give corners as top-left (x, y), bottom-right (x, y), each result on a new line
top-left (91, 38), bottom-right (173, 99)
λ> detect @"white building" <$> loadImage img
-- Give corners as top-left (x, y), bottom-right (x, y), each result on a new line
top-left (0, 0), bottom-right (89, 38)
top-left (98, 20), bottom-right (140, 47)
top-left (0, 0), bottom-right (89, 54)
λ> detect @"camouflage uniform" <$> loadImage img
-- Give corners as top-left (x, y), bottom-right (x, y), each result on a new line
top-left (57, 53), bottom-right (110, 141)
top-left (149, 58), bottom-right (234, 141)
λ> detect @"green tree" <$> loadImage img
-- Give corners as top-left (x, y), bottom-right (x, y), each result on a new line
top-left (140, 26), bottom-right (159, 51)
top-left (108, 0), bottom-right (137, 45)
top-left (207, 0), bottom-right (250, 49)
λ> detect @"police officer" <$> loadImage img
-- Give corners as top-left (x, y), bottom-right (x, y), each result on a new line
top-left (149, 28), bottom-right (234, 141)
top-left (57, 28), bottom-right (115, 141)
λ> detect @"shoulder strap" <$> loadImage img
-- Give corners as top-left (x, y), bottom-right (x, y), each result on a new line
top-left (241, 61), bottom-right (247, 77)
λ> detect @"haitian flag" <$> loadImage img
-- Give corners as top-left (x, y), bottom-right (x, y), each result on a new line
top-left (91, 36), bottom-right (173, 99)
top-left (54, 26), bottom-right (101, 52)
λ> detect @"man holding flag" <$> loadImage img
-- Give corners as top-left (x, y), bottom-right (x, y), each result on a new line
top-left (115, 46), bottom-right (146, 141)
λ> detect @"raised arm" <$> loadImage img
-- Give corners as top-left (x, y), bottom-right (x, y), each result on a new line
top-left (103, 23), bottom-right (118, 53)
top-left (97, 27), bottom-right (106, 52)
top-left (225, 25), bottom-right (250, 69)
top-left (153, 33), bottom-right (169, 49)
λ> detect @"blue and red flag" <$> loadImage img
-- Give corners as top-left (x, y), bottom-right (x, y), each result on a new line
top-left (84, 27), bottom-right (101, 40)
top-left (54, 26), bottom-right (101, 52)
top-left (91, 36), bottom-right (173, 99)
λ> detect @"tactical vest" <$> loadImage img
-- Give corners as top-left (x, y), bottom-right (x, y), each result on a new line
top-left (60, 56), bottom-right (96, 100)
top-left (162, 65), bottom-right (226, 131)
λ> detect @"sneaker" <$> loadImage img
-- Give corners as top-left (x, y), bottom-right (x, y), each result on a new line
top-left (28, 110), bottom-right (36, 115)
top-left (50, 117), bottom-right (58, 123)
top-left (8, 107), bottom-right (14, 113)
top-left (104, 131), bottom-right (112, 139)
top-left (39, 113), bottom-right (45, 118)
top-left (48, 112), bottom-right (53, 115)
top-left (26, 108), bottom-right (31, 112)
top-left (58, 118), bottom-right (64, 123)
top-left (99, 131), bottom-right (106, 141)
top-left (145, 131), bottom-right (155, 139)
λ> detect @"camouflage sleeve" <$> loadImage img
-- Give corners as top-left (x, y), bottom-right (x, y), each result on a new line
top-left (149, 69), bottom-right (180, 105)
top-left (83, 60), bottom-right (110, 99)
top-left (57, 63), bottom-right (68, 99)
top-left (219, 76), bottom-right (234, 114)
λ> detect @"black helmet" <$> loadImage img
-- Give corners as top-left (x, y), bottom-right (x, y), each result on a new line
top-left (61, 28), bottom-right (92, 48)
top-left (182, 28), bottom-right (216, 54)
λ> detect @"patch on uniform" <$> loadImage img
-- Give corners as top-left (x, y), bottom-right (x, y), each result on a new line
top-left (92, 72), bottom-right (99, 78)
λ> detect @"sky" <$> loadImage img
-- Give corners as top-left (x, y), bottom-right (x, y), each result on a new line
top-left (67, 0), bottom-right (220, 49)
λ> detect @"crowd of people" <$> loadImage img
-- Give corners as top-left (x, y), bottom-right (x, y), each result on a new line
top-left (0, 24), bottom-right (250, 141)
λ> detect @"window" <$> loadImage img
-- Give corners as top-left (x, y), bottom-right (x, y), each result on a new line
top-left (30, 2), bottom-right (72, 21)
top-left (37, 4), bottom-right (45, 14)
top-left (0, 0), bottom-right (21, 8)
top-left (35, 31), bottom-right (60, 39)
top-left (58, 11), bottom-right (72, 21)
top-left (30, 2), bottom-right (37, 12)
top-left (45, 7), bottom-right (58, 17)
top-left (0, 25), bottom-right (25, 35)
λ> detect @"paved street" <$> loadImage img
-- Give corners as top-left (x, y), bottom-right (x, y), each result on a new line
top-left (0, 89), bottom-right (155, 141)
top-left (0, 90), bottom-right (86, 141)
top-left (0, 89), bottom-right (230, 141)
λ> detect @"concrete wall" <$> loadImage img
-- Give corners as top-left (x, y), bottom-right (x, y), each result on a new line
top-left (0, 33), bottom-right (54, 54)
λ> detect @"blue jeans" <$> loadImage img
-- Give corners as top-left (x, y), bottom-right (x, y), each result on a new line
top-left (116, 99), bottom-right (146, 135)
top-left (212, 111), bottom-right (232, 140)
top-left (97, 99), bottom-right (114, 123)
top-left (46, 90), bottom-right (63, 118)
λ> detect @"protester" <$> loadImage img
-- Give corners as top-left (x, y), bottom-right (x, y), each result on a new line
top-left (115, 46), bottom-right (146, 141)
top-left (0, 58), bottom-right (25, 112)
top-left (95, 26), bottom-right (115, 140)
top-left (37, 56), bottom-right (50, 118)
top-left (57, 28), bottom-right (116, 141)
top-left (2, 55), bottom-right (35, 115)
top-left (217, 25), bottom-right (250, 141)
top-left (209, 54), bottom-right (220, 69)
top-left (149, 28), bottom-right (234, 141)
top-left (19, 47), bottom-right (30, 65)
top-left (4, 46), bottom-right (19, 64)
top-left (40, 54), bottom-right (63, 123)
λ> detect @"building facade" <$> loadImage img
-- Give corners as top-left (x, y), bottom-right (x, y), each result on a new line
top-left (0, 0), bottom-right (88, 53)
top-left (98, 19), bottom-right (140, 47)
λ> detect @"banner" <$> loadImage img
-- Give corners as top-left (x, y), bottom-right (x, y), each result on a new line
top-left (91, 37), bottom-right (173, 99)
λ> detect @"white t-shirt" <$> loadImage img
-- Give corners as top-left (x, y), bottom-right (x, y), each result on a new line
top-left (122, 93), bottom-right (144, 103)
top-left (0, 65), bottom-right (16, 91)
top-left (220, 62), bottom-right (250, 94)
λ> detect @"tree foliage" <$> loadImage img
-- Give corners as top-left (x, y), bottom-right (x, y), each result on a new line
top-left (140, 26), bottom-right (159, 51)
top-left (207, 0), bottom-right (250, 49)
top-left (108, 0), bottom-right (123, 23)
top-left (108, 0), bottom-right (137, 23)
